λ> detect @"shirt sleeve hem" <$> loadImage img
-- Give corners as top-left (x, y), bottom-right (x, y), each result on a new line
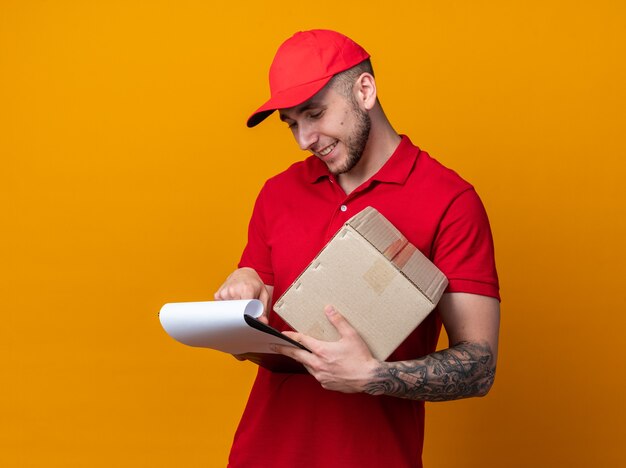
top-left (446, 278), bottom-right (501, 302)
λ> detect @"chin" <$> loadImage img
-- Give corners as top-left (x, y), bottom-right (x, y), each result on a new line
top-left (326, 162), bottom-right (347, 176)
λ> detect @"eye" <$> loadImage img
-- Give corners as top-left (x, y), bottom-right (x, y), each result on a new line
top-left (308, 110), bottom-right (324, 120)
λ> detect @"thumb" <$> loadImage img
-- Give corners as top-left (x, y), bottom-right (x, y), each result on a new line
top-left (258, 286), bottom-right (271, 324)
top-left (324, 305), bottom-right (356, 337)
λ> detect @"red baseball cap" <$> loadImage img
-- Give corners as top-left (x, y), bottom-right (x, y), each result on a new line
top-left (247, 29), bottom-right (370, 127)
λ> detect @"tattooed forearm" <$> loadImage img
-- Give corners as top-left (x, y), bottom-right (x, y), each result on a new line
top-left (363, 341), bottom-right (496, 401)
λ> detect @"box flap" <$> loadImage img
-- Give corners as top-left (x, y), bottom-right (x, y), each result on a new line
top-left (347, 207), bottom-right (448, 303)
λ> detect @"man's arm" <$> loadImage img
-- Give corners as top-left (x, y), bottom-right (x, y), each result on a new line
top-left (274, 292), bottom-right (500, 401)
top-left (364, 293), bottom-right (499, 401)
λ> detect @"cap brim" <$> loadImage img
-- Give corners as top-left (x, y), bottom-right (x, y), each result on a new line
top-left (246, 75), bottom-right (334, 127)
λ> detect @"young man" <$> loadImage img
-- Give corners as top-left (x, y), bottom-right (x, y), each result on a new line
top-left (215, 29), bottom-right (500, 468)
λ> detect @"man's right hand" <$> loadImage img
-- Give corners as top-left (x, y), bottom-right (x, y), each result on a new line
top-left (214, 267), bottom-right (273, 324)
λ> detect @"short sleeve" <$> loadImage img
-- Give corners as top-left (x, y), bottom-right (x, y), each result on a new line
top-left (238, 185), bottom-right (275, 285)
top-left (432, 188), bottom-right (500, 300)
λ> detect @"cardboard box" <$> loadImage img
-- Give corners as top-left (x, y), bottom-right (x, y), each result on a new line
top-left (273, 206), bottom-right (448, 361)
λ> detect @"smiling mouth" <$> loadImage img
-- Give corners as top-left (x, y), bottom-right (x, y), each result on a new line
top-left (316, 141), bottom-right (337, 157)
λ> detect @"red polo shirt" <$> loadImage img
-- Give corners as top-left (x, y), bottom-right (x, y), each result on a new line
top-left (230, 136), bottom-right (499, 468)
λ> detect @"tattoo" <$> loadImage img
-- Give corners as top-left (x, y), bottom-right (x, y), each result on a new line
top-left (363, 341), bottom-right (496, 401)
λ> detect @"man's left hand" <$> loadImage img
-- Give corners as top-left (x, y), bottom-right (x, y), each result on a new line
top-left (272, 305), bottom-right (380, 393)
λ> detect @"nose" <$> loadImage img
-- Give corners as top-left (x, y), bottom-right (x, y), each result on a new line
top-left (294, 122), bottom-right (318, 151)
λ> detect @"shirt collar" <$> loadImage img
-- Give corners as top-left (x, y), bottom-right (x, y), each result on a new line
top-left (305, 134), bottom-right (420, 185)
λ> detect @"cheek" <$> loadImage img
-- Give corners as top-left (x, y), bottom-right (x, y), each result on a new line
top-left (340, 109), bottom-right (350, 126)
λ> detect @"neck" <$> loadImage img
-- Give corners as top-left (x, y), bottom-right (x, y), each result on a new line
top-left (337, 110), bottom-right (401, 194)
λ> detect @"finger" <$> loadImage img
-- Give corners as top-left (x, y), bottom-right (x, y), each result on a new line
top-left (215, 287), bottom-right (236, 301)
top-left (281, 330), bottom-right (299, 340)
top-left (271, 344), bottom-right (315, 375)
top-left (271, 342), bottom-right (312, 365)
top-left (282, 330), bottom-right (322, 354)
top-left (218, 284), bottom-right (254, 301)
top-left (324, 305), bottom-right (357, 337)
top-left (282, 330), bottom-right (308, 345)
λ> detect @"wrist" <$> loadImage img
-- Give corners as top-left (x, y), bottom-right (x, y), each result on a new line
top-left (360, 358), bottom-right (385, 394)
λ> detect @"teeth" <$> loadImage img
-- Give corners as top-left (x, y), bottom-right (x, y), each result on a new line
top-left (318, 142), bottom-right (337, 156)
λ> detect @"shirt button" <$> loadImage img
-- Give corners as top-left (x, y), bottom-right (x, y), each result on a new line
top-left (340, 205), bottom-right (348, 212)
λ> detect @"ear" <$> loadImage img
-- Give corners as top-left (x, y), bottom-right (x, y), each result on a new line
top-left (354, 73), bottom-right (377, 111)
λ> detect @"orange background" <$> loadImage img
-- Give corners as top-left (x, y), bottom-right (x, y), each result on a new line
top-left (2, 1), bottom-right (625, 467)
